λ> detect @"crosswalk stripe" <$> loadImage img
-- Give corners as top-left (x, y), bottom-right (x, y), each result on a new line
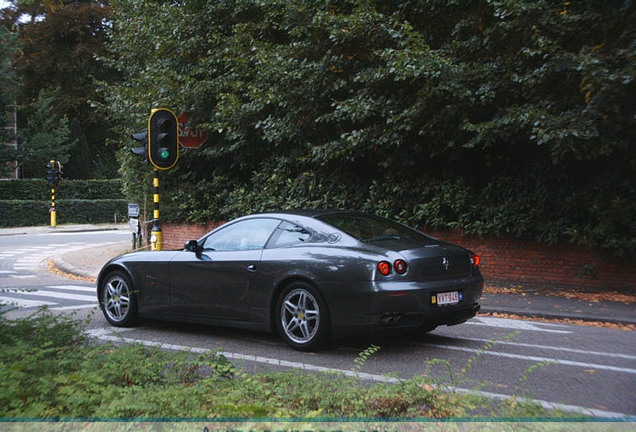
top-left (52, 304), bottom-right (98, 311)
top-left (0, 296), bottom-right (56, 308)
top-left (19, 290), bottom-right (96, 302)
top-left (47, 285), bottom-right (95, 293)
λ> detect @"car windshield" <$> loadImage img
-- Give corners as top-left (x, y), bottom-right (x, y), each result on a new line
top-left (315, 213), bottom-right (437, 250)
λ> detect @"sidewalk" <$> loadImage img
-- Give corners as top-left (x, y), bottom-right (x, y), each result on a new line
top-left (3, 224), bottom-right (635, 326)
top-left (0, 223), bottom-right (128, 236)
top-left (480, 287), bottom-right (635, 326)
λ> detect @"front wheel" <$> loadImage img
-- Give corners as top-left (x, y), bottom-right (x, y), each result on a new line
top-left (276, 282), bottom-right (329, 351)
top-left (100, 270), bottom-right (139, 327)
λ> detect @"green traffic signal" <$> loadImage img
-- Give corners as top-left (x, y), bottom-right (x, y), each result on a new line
top-left (148, 108), bottom-right (179, 170)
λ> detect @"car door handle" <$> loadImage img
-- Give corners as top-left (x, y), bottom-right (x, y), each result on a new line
top-left (247, 265), bottom-right (256, 272)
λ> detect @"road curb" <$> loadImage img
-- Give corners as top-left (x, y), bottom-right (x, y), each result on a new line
top-left (51, 258), bottom-right (97, 281)
top-left (480, 306), bottom-right (636, 326)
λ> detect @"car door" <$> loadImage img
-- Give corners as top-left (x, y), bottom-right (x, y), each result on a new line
top-left (169, 218), bottom-right (281, 319)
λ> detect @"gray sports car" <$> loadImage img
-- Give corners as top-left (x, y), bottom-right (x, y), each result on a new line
top-left (97, 210), bottom-right (483, 350)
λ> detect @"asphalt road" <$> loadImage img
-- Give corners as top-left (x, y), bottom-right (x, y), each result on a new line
top-left (83, 313), bottom-right (636, 417)
top-left (1, 230), bottom-right (635, 418)
top-left (0, 230), bottom-right (129, 311)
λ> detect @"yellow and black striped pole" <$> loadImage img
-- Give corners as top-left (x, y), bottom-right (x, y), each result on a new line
top-left (49, 159), bottom-right (57, 227)
top-left (150, 168), bottom-right (162, 250)
top-left (50, 186), bottom-right (57, 227)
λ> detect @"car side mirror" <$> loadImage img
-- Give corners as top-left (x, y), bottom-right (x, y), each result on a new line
top-left (185, 240), bottom-right (202, 253)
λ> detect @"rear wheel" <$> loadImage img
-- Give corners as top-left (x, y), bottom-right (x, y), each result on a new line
top-left (276, 282), bottom-right (329, 351)
top-left (100, 270), bottom-right (139, 327)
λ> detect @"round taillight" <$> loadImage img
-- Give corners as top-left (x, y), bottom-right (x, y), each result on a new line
top-left (394, 259), bottom-right (407, 274)
top-left (471, 254), bottom-right (481, 267)
top-left (377, 261), bottom-right (392, 276)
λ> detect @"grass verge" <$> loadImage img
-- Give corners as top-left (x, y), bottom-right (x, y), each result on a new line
top-left (0, 308), bottom-right (578, 419)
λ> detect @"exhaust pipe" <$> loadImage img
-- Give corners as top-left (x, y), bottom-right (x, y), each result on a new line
top-left (380, 314), bottom-right (403, 326)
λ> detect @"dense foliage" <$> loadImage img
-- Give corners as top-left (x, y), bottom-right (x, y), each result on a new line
top-left (0, 199), bottom-right (127, 227)
top-left (0, 0), bottom-right (118, 179)
top-left (0, 23), bottom-right (17, 177)
top-left (100, 0), bottom-right (635, 257)
top-left (0, 178), bottom-right (123, 200)
top-left (0, 179), bottom-right (126, 227)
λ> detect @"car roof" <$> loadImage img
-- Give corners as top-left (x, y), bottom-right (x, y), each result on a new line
top-left (237, 210), bottom-right (365, 233)
top-left (259, 209), bottom-right (359, 218)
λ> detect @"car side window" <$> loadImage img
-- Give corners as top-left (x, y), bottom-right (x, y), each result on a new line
top-left (202, 219), bottom-right (281, 251)
top-left (267, 222), bottom-right (312, 248)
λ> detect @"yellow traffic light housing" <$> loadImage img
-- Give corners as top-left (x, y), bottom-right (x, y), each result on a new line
top-left (148, 108), bottom-right (179, 170)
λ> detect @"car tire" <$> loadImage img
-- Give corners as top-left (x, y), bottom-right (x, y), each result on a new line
top-left (100, 270), bottom-right (139, 327)
top-left (276, 282), bottom-right (329, 351)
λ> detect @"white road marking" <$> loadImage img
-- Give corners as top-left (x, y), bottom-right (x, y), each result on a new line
top-left (9, 275), bottom-right (37, 279)
top-left (6, 243), bottom-right (107, 272)
top-left (19, 290), bottom-right (96, 302)
top-left (467, 316), bottom-right (572, 334)
top-left (40, 231), bottom-right (130, 237)
top-left (0, 296), bottom-right (56, 308)
top-left (454, 336), bottom-right (636, 361)
top-left (0, 285), bottom-right (96, 310)
top-left (0, 270), bottom-right (17, 274)
top-left (419, 343), bottom-right (636, 374)
top-left (52, 304), bottom-right (97, 311)
top-left (47, 285), bottom-right (95, 293)
top-left (84, 328), bottom-right (632, 418)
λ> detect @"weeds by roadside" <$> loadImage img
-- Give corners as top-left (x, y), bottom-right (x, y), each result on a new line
top-left (0, 308), bottom-right (575, 419)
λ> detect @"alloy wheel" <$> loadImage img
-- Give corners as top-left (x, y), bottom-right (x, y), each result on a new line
top-left (280, 288), bottom-right (321, 344)
top-left (103, 274), bottom-right (131, 323)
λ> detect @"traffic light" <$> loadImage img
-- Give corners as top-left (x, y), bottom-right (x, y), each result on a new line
top-left (45, 160), bottom-right (61, 187)
top-left (130, 129), bottom-right (149, 164)
top-left (46, 161), bottom-right (55, 184)
top-left (148, 108), bottom-right (179, 170)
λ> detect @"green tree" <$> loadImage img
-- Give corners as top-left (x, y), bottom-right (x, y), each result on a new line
top-left (100, 0), bottom-right (635, 257)
top-left (0, 22), bottom-right (17, 177)
top-left (17, 88), bottom-right (73, 178)
top-left (2, 0), bottom-right (118, 179)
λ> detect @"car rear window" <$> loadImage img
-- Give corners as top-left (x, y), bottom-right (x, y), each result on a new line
top-left (315, 213), bottom-right (436, 250)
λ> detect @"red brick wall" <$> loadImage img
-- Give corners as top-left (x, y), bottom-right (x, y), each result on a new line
top-left (162, 221), bottom-right (225, 250)
top-left (427, 230), bottom-right (635, 292)
top-left (162, 222), bottom-right (635, 292)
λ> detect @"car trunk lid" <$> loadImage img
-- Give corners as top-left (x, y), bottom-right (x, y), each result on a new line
top-left (400, 244), bottom-right (472, 281)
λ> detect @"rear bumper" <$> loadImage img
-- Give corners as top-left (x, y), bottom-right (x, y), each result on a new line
top-left (321, 276), bottom-right (483, 337)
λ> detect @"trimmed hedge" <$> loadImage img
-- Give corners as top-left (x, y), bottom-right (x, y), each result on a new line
top-left (0, 199), bottom-right (127, 227)
top-left (0, 179), bottom-right (124, 200)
